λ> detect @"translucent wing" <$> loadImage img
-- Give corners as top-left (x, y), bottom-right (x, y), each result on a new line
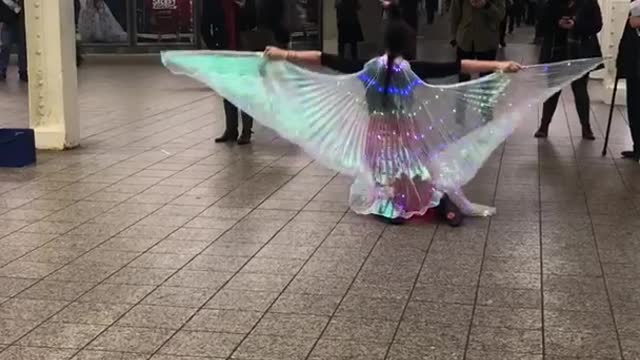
top-left (410, 58), bottom-right (603, 190)
top-left (163, 51), bottom-right (602, 218)
top-left (162, 50), bottom-right (371, 176)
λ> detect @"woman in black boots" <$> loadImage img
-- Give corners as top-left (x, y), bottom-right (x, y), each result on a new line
top-left (201, 0), bottom-right (256, 145)
top-left (534, 0), bottom-right (602, 139)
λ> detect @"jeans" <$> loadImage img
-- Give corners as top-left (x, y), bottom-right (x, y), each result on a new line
top-left (540, 74), bottom-right (591, 129)
top-left (0, 17), bottom-right (27, 75)
top-left (627, 75), bottom-right (640, 152)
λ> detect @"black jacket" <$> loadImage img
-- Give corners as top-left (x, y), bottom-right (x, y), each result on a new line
top-left (539, 0), bottom-right (602, 62)
top-left (0, 1), bottom-right (18, 24)
top-left (201, 0), bottom-right (257, 50)
top-left (256, 0), bottom-right (290, 44)
top-left (617, 15), bottom-right (640, 78)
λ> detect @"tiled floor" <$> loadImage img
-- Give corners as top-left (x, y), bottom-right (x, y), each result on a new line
top-left (1, 27), bottom-right (640, 360)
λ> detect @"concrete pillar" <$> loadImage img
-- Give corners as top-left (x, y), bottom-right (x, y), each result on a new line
top-left (24, 0), bottom-right (79, 150)
top-left (593, 0), bottom-right (630, 105)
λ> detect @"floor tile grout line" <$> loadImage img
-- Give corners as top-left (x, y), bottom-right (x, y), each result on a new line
top-left (144, 165), bottom-right (342, 359)
top-left (0, 135), bottom-right (229, 283)
top-left (82, 95), bottom-right (213, 144)
top-left (381, 224), bottom-right (442, 360)
top-left (61, 152), bottom-right (305, 358)
top-left (461, 136), bottom-right (507, 360)
top-left (0, 142), bottom-right (257, 354)
top-left (564, 96), bottom-right (626, 360)
top-left (536, 105), bottom-right (546, 359)
top-left (300, 220), bottom-right (391, 360)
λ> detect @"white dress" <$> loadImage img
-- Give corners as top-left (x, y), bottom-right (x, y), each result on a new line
top-left (78, 0), bottom-right (128, 43)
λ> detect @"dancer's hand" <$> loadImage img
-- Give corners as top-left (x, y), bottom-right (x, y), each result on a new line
top-left (264, 46), bottom-right (289, 61)
top-left (630, 16), bottom-right (640, 29)
top-left (497, 61), bottom-right (523, 73)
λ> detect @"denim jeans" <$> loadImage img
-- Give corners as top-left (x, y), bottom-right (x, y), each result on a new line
top-left (0, 17), bottom-right (27, 75)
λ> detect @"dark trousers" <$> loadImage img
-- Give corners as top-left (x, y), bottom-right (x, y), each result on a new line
top-left (426, 0), bottom-right (437, 24)
top-left (627, 75), bottom-right (640, 152)
top-left (223, 100), bottom-right (253, 136)
top-left (500, 16), bottom-right (507, 44)
top-left (0, 16), bottom-right (27, 75)
top-left (457, 47), bottom-right (497, 82)
top-left (540, 74), bottom-right (591, 129)
top-left (526, 1), bottom-right (536, 25)
top-left (338, 41), bottom-right (358, 59)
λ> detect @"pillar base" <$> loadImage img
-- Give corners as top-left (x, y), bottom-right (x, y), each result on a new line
top-left (33, 126), bottom-right (79, 150)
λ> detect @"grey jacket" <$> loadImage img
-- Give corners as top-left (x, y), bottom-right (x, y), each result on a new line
top-left (450, 0), bottom-right (505, 52)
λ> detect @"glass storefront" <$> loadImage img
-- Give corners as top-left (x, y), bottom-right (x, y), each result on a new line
top-left (80, 0), bottom-right (322, 53)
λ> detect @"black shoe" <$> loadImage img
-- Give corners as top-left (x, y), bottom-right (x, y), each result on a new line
top-left (215, 131), bottom-right (238, 143)
top-left (19, 72), bottom-right (28, 82)
top-left (0, 73), bottom-right (5, 81)
top-left (534, 128), bottom-right (548, 138)
top-left (582, 128), bottom-right (595, 140)
top-left (437, 195), bottom-right (463, 227)
top-left (500, 41), bottom-right (507, 48)
top-left (621, 150), bottom-right (639, 160)
top-left (237, 131), bottom-right (252, 145)
top-left (373, 214), bottom-right (405, 225)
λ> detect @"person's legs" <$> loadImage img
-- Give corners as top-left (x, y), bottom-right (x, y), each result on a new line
top-left (457, 48), bottom-right (473, 82)
top-left (476, 49), bottom-right (497, 77)
top-left (624, 75), bottom-right (640, 158)
top-left (216, 99), bottom-right (240, 142)
top-left (0, 23), bottom-right (15, 79)
top-left (536, 91), bottom-right (561, 137)
top-left (237, 112), bottom-right (253, 145)
top-left (16, 15), bottom-right (27, 81)
top-left (499, 17), bottom-right (507, 47)
top-left (337, 40), bottom-right (345, 58)
top-left (571, 74), bottom-right (594, 139)
top-left (350, 42), bottom-right (358, 59)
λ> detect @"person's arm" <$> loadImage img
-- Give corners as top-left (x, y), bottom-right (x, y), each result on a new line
top-left (263, 47), bottom-right (366, 73)
top-left (631, 16), bottom-right (640, 29)
top-left (574, 0), bottom-right (602, 35)
top-left (460, 59), bottom-right (522, 74)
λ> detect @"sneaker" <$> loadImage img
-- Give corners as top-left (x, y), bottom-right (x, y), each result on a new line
top-left (19, 72), bottom-right (28, 82)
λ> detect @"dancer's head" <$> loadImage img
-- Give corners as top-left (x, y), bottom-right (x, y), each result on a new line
top-left (382, 9), bottom-right (414, 101)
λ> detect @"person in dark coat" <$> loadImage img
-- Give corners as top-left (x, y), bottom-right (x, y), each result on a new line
top-left (201, 0), bottom-right (257, 145)
top-left (534, 0), bottom-right (602, 140)
top-left (336, 0), bottom-right (364, 59)
top-left (0, 0), bottom-right (26, 82)
top-left (256, 0), bottom-right (290, 47)
top-left (618, 7), bottom-right (640, 160)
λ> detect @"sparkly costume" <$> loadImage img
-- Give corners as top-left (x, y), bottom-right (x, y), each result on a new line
top-left (162, 51), bottom-right (602, 218)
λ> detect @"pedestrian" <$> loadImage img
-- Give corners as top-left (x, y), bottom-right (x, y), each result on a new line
top-left (201, 0), bottom-right (257, 145)
top-left (336, 0), bottom-right (364, 59)
top-left (534, 0), bottom-right (602, 139)
top-left (450, 0), bottom-right (506, 82)
top-left (618, 1), bottom-right (640, 159)
top-left (0, 0), bottom-right (26, 82)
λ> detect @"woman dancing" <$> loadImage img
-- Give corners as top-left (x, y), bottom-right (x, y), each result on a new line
top-left (263, 20), bottom-right (521, 226)
top-left (162, 7), bottom-right (602, 227)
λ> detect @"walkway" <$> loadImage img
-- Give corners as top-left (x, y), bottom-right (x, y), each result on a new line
top-left (0, 36), bottom-right (639, 360)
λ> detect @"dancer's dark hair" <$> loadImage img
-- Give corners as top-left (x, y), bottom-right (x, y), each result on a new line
top-left (382, 10), bottom-right (413, 103)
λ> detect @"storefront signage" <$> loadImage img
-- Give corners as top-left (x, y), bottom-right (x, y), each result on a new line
top-left (152, 0), bottom-right (177, 10)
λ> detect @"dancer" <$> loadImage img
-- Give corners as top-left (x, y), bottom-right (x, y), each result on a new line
top-left (78, 0), bottom-right (128, 43)
top-left (162, 17), bottom-right (602, 226)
